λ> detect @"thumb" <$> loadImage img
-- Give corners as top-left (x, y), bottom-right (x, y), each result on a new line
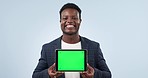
top-left (87, 63), bottom-right (93, 69)
top-left (49, 63), bottom-right (56, 70)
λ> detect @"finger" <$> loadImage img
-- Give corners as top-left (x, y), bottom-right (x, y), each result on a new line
top-left (87, 63), bottom-right (92, 69)
top-left (56, 71), bottom-right (64, 74)
top-left (80, 71), bottom-right (87, 74)
top-left (49, 72), bottom-right (56, 76)
top-left (54, 71), bottom-right (64, 77)
top-left (80, 72), bottom-right (87, 78)
top-left (48, 63), bottom-right (56, 75)
top-left (87, 64), bottom-right (94, 71)
top-left (52, 63), bottom-right (56, 68)
top-left (56, 72), bottom-right (64, 77)
top-left (49, 63), bottom-right (55, 69)
top-left (86, 64), bottom-right (94, 75)
top-left (48, 69), bottom-right (56, 77)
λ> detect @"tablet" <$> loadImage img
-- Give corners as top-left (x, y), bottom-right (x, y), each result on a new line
top-left (56, 49), bottom-right (87, 72)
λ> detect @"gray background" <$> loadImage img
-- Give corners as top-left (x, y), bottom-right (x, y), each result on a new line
top-left (0, 0), bottom-right (148, 78)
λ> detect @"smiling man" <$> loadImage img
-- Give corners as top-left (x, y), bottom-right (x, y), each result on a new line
top-left (61, 8), bottom-right (80, 35)
top-left (32, 3), bottom-right (111, 78)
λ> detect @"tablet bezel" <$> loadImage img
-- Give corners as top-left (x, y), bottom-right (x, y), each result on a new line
top-left (56, 49), bottom-right (87, 72)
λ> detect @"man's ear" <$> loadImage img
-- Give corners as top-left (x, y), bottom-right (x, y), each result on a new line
top-left (80, 19), bottom-right (82, 23)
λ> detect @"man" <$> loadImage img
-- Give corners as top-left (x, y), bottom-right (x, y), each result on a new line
top-left (32, 3), bottom-right (111, 78)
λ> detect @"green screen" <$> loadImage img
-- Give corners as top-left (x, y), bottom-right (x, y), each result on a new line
top-left (58, 50), bottom-right (85, 71)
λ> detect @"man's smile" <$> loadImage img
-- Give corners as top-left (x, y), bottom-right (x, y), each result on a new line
top-left (65, 25), bottom-right (75, 29)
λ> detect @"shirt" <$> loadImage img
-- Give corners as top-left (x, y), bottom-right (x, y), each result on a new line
top-left (61, 40), bottom-right (81, 78)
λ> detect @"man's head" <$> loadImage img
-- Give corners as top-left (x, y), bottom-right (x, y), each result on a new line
top-left (59, 3), bottom-right (82, 36)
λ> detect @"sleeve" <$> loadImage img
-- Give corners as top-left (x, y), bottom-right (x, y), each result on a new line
top-left (94, 43), bottom-right (112, 78)
top-left (32, 45), bottom-right (51, 78)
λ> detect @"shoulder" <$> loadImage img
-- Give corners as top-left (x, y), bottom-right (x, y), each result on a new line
top-left (42, 37), bottom-right (61, 48)
top-left (81, 36), bottom-right (100, 46)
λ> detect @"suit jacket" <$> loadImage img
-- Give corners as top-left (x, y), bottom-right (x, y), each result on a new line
top-left (32, 36), bottom-right (111, 78)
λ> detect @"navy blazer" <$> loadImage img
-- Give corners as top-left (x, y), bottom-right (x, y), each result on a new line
top-left (32, 36), bottom-right (111, 78)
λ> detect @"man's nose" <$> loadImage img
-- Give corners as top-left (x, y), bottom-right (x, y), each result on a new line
top-left (67, 18), bottom-right (73, 23)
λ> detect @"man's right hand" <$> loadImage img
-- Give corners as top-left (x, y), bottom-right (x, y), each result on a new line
top-left (48, 63), bottom-right (63, 78)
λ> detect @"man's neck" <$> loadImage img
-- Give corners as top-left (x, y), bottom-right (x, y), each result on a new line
top-left (62, 34), bottom-right (80, 44)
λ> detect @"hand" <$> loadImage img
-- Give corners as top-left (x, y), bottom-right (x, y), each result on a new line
top-left (80, 63), bottom-right (94, 78)
top-left (48, 63), bottom-right (63, 78)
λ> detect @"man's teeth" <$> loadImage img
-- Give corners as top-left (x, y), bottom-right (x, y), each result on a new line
top-left (66, 25), bottom-right (74, 28)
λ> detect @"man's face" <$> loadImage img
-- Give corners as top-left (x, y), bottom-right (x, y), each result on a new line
top-left (60, 8), bottom-right (81, 35)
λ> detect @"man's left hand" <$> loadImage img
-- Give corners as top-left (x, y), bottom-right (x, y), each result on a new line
top-left (80, 63), bottom-right (94, 78)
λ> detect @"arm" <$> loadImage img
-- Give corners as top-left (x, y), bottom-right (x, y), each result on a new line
top-left (81, 43), bottom-right (111, 78)
top-left (32, 45), bottom-right (50, 78)
top-left (32, 45), bottom-right (64, 78)
top-left (94, 43), bottom-right (111, 78)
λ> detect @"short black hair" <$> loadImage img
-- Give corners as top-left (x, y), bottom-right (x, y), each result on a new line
top-left (59, 3), bottom-right (82, 20)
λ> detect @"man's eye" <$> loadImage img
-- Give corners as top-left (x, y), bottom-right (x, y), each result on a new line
top-left (62, 18), bottom-right (67, 20)
top-left (72, 17), bottom-right (78, 20)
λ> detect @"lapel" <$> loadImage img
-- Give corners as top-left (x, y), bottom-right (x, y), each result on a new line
top-left (53, 37), bottom-right (61, 49)
top-left (50, 36), bottom-right (65, 78)
top-left (81, 36), bottom-right (94, 67)
top-left (81, 36), bottom-right (89, 50)
top-left (47, 37), bottom-right (61, 66)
